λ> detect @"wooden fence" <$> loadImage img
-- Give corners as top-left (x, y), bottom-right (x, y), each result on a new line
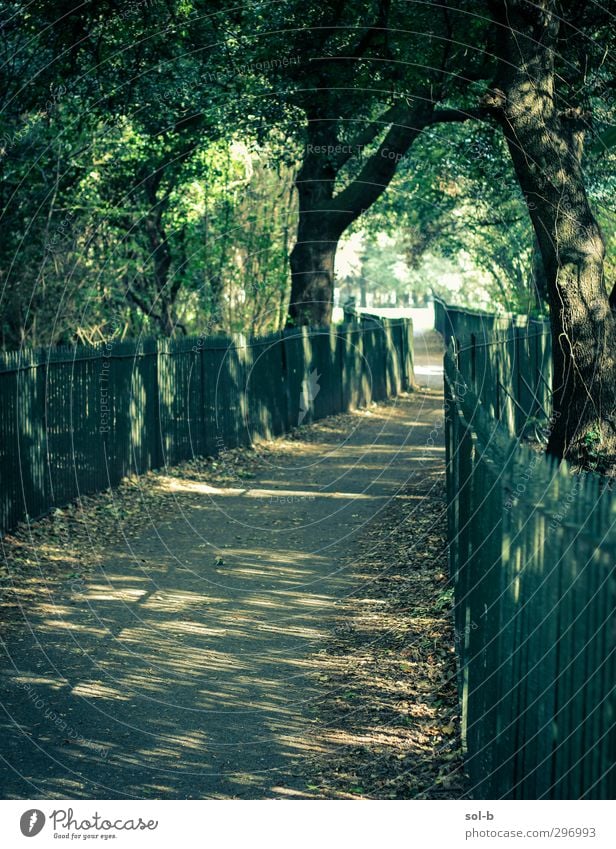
top-left (434, 297), bottom-right (552, 437)
top-left (442, 303), bottom-right (616, 799)
top-left (0, 316), bottom-right (413, 535)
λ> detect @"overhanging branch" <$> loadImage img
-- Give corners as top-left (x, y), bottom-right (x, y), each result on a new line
top-left (330, 100), bottom-right (491, 229)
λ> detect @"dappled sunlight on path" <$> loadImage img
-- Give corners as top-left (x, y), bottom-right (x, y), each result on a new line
top-left (0, 338), bottom-right (449, 799)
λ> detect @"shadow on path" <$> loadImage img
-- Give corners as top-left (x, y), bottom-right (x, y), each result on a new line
top-left (0, 338), bottom-right (447, 799)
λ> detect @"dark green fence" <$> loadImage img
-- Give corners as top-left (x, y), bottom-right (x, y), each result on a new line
top-left (434, 297), bottom-right (552, 437)
top-left (444, 335), bottom-right (616, 799)
top-left (0, 318), bottom-right (413, 535)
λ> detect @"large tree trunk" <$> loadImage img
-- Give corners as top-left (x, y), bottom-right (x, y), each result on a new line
top-left (286, 101), bottom-right (436, 326)
top-left (489, 0), bottom-right (616, 470)
top-left (287, 120), bottom-right (341, 326)
top-left (288, 231), bottom-right (338, 326)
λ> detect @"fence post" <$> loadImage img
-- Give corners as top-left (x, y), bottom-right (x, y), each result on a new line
top-left (154, 337), bottom-right (163, 469)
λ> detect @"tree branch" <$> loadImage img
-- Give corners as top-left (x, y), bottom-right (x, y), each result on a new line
top-left (126, 286), bottom-right (160, 323)
top-left (335, 101), bottom-right (407, 168)
top-left (338, 101), bottom-right (492, 174)
top-left (427, 106), bottom-right (492, 125)
top-left (348, 0), bottom-right (391, 60)
top-left (330, 100), bottom-right (492, 229)
top-left (331, 102), bottom-right (434, 229)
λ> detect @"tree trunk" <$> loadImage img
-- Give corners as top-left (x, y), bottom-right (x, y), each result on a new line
top-left (360, 276), bottom-right (367, 308)
top-left (531, 235), bottom-right (549, 310)
top-left (144, 175), bottom-right (181, 337)
top-left (489, 0), bottom-right (616, 470)
top-left (287, 120), bottom-right (341, 326)
top-left (288, 222), bottom-right (339, 326)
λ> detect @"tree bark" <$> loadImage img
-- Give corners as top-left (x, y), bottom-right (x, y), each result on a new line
top-left (531, 235), bottom-right (549, 310)
top-left (488, 0), bottom-right (616, 470)
top-left (287, 119), bottom-right (341, 326)
top-left (289, 233), bottom-right (339, 326)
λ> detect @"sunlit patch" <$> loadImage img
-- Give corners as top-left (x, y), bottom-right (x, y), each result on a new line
top-left (70, 682), bottom-right (130, 700)
top-left (83, 586), bottom-right (148, 602)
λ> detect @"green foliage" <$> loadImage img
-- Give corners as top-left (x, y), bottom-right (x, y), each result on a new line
top-left (0, 0), bottom-right (298, 346)
top-left (0, 0), bottom-right (614, 345)
top-left (345, 122), bottom-right (540, 314)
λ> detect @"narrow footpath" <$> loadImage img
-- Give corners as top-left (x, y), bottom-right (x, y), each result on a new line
top-left (0, 332), bottom-right (465, 799)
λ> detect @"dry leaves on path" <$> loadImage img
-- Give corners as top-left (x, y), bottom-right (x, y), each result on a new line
top-left (302, 476), bottom-right (467, 799)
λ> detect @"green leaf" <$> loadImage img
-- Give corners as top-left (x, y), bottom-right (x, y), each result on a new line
top-left (590, 126), bottom-right (616, 156)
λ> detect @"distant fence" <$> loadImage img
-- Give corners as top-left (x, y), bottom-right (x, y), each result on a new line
top-left (434, 298), bottom-right (552, 437)
top-left (444, 322), bottom-right (616, 799)
top-left (0, 317), bottom-right (413, 535)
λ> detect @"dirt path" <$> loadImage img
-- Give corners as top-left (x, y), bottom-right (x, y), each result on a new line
top-left (0, 334), bottom-right (462, 799)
